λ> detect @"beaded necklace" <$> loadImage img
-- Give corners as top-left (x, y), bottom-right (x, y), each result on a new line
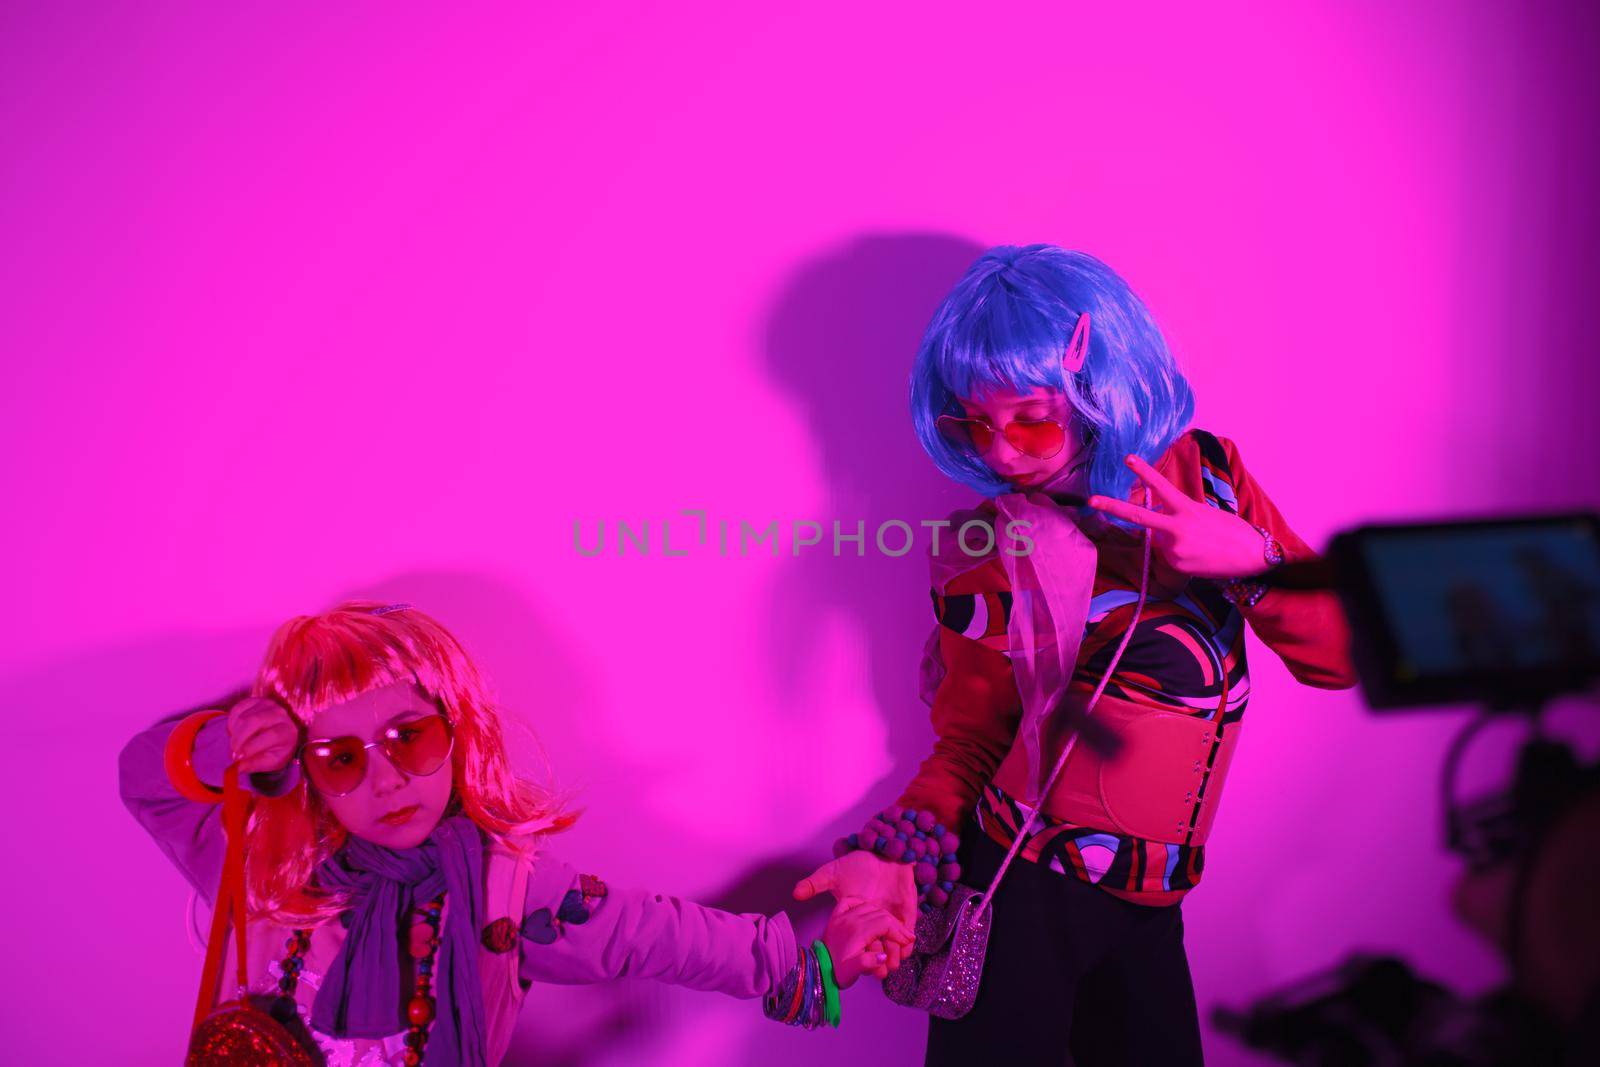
top-left (274, 893), bottom-right (447, 1067)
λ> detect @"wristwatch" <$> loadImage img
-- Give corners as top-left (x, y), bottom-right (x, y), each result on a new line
top-left (1255, 523), bottom-right (1285, 569)
top-left (1218, 523), bottom-right (1283, 608)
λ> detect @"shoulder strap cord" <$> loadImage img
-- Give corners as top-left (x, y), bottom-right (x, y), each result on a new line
top-left (976, 488), bottom-right (1155, 919)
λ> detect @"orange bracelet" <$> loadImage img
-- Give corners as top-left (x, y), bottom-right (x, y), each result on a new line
top-left (163, 709), bottom-right (226, 804)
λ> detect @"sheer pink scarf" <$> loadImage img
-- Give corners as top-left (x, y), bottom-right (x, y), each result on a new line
top-left (918, 465), bottom-right (1104, 804)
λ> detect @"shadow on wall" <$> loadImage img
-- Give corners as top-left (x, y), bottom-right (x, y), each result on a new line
top-left (761, 230), bottom-right (985, 814)
top-left (679, 234), bottom-right (992, 1065)
top-left (30, 229), bottom-right (1003, 1060)
top-left (507, 229), bottom-right (994, 1060)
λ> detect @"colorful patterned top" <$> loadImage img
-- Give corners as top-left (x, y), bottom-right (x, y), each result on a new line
top-left (897, 429), bottom-right (1357, 906)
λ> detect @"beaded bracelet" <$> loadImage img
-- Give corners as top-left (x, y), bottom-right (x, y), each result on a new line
top-left (833, 805), bottom-right (962, 912)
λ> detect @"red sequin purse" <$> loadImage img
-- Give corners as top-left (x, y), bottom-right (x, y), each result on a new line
top-left (186, 765), bottom-right (316, 1066)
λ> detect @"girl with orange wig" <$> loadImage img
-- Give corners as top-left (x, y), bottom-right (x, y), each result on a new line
top-left (121, 601), bottom-right (909, 1065)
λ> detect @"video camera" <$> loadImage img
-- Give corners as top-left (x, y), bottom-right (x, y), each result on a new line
top-left (1218, 511), bottom-right (1600, 1066)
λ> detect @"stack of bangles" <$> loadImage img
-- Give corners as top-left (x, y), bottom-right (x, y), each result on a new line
top-left (762, 940), bottom-right (841, 1029)
top-left (833, 806), bottom-right (961, 912)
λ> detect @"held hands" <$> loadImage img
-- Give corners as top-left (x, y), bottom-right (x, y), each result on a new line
top-left (794, 850), bottom-right (920, 929)
top-left (795, 850), bottom-right (919, 981)
top-left (227, 696), bottom-right (301, 775)
top-left (821, 901), bottom-right (915, 989)
top-left (1086, 454), bottom-right (1269, 580)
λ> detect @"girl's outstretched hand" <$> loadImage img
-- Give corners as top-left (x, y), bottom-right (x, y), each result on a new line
top-left (823, 901), bottom-right (914, 989)
top-left (227, 695), bottom-right (301, 775)
top-left (1086, 454), bottom-right (1271, 580)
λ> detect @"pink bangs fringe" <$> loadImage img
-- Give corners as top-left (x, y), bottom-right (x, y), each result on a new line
top-left (245, 600), bottom-right (576, 925)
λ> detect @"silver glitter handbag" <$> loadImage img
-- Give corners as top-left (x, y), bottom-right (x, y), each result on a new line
top-left (884, 524), bottom-right (1152, 1019)
top-left (881, 881), bottom-right (991, 1018)
top-left (879, 709), bottom-right (1123, 1020)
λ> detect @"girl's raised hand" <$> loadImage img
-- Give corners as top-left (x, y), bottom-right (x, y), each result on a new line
top-left (226, 695), bottom-right (301, 775)
top-left (1086, 454), bottom-right (1271, 580)
top-left (823, 902), bottom-right (914, 989)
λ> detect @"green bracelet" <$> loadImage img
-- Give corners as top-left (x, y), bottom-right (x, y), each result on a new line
top-left (812, 940), bottom-right (841, 1028)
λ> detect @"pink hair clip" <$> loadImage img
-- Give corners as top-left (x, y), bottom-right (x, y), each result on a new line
top-left (1062, 310), bottom-right (1091, 374)
top-left (370, 603), bottom-right (412, 616)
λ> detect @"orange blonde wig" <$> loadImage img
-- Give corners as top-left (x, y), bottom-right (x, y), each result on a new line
top-left (244, 601), bottom-right (573, 923)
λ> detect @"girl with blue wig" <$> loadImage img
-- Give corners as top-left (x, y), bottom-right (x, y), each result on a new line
top-left (794, 244), bottom-right (1357, 1064)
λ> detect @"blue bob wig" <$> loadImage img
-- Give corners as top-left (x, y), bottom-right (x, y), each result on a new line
top-left (910, 244), bottom-right (1194, 511)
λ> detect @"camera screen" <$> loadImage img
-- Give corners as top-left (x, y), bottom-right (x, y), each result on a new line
top-left (1358, 518), bottom-right (1600, 681)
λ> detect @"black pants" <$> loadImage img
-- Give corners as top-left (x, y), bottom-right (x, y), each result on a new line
top-left (924, 830), bottom-right (1205, 1066)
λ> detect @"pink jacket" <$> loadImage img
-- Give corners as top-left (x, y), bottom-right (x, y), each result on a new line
top-left (119, 714), bottom-right (798, 1065)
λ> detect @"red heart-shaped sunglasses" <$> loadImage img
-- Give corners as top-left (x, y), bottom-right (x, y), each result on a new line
top-left (298, 713), bottom-right (454, 797)
top-left (935, 311), bottom-right (1089, 461)
top-left (936, 413), bottom-right (1070, 459)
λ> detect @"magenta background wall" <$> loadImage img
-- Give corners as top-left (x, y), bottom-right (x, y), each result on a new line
top-left (5, 2), bottom-right (1599, 1064)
